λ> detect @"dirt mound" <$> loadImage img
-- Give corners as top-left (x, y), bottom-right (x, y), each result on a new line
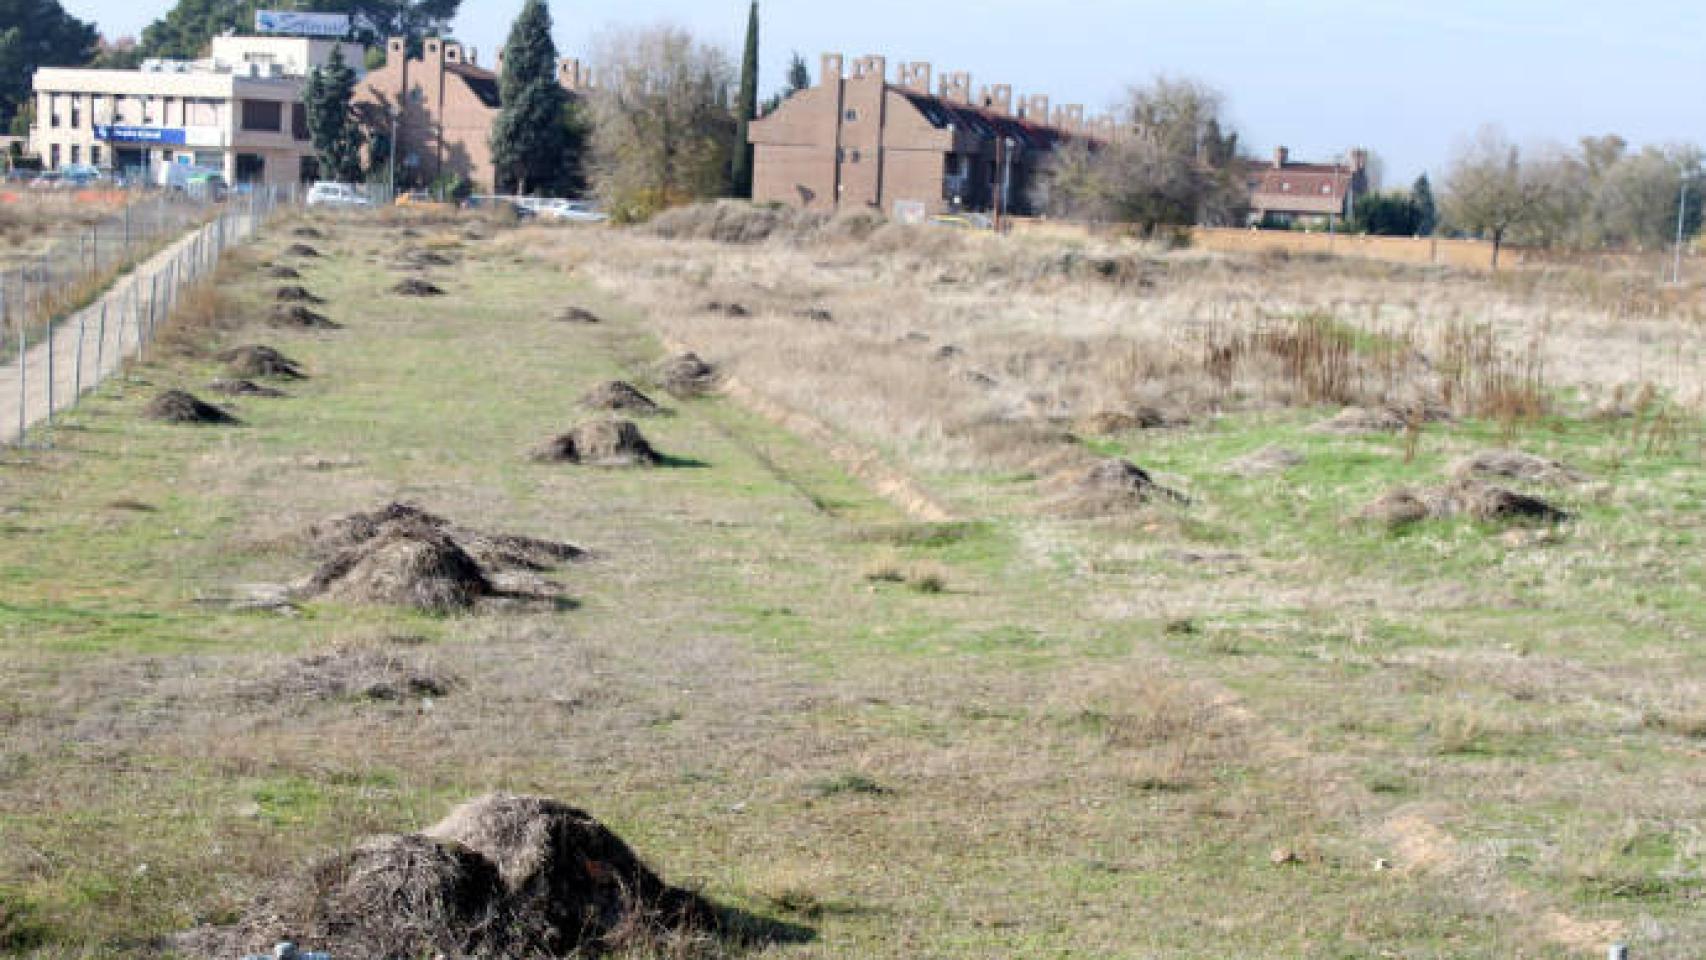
top-left (655, 352), bottom-right (718, 397)
top-left (263, 265), bottom-right (301, 280)
top-left (248, 647), bottom-right (457, 701)
top-left (1053, 457), bottom-right (1187, 514)
top-left (532, 419), bottom-right (660, 466)
top-left (309, 502), bottom-right (584, 574)
top-left (554, 306), bottom-right (601, 323)
top-left (198, 795), bottom-right (707, 960)
top-left (218, 345), bottom-right (305, 379)
top-left (579, 380), bottom-right (661, 415)
top-left (1358, 482), bottom-right (1568, 529)
top-left (284, 243), bottom-right (320, 258)
top-left (703, 300), bottom-right (750, 317)
top-left (302, 520), bottom-right (493, 612)
top-left (392, 278), bottom-right (445, 297)
top-left (207, 378), bottom-right (286, 398)
top-left (273, 285), bottom-right (324, 304)
top-left (1451, 449), bottom-right (1585, 486)
top-left (1076, 408), bottom-right (1169, 436)
top-left (142, 389), bottom-right (239, 425)
top-left (1226, 445), bottom-right (1306, 476)
top-left (270, 304), bottom-right (341, 330)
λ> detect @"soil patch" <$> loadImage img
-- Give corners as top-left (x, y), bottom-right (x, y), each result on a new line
top-left (392, 278), bottom-right (445, 297)
top-left (142, 389), bottom-right (239, 425)
top-left (555, 306), bottom-right (601, 323)
top-left (1451, 449), bottom-right (1586, 486)
top-left (532, 419), bottom-right (660, 467)
top-left (704, 300), bottom-right (750, 318)
top-left (273, 285), bottom-right (324, 304)
top-left (655, 352), bottom-right (718, 397)
top-left (246, 646), bottom-right (457, 702)
top-left (1226, 445), bottom-right (1306, 476)
top-left (189, 794), bottom-right (709, 960)
top-left (218, 345), bottom-right (305, 380)
top-left (263, 265), bottom-right (301, 280)
top-left (580, 380), bottom-right (662, 415)
top-left (206, 378), bottom-right (286, 398)
top-left (269, 305), bottom-right (341, 330)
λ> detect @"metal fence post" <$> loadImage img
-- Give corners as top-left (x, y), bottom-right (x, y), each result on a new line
top-left (45, 312), bottom-right (55, 423)
top-left (74, 313), bottom-right (86, 398)
top-left (15, 319), bottom-right (25, 445)
top-left (95, 301), bottom-right (107, 382)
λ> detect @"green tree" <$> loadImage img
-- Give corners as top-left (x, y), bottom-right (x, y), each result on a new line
top-left (305, 45), bottom-right (365, 182)
top-left (760, 51), bottom-right (808, 116)
top-left (0, 0), bottom-right (97, 130)
top-left (1352, 190), bottom-right (1421, 235)
top-left (490, 0), bottom-right (568, 194)
top-left (730, 1), bottom-right (758, 198)
top-left (1411, 173), bottom-right (1437, 236)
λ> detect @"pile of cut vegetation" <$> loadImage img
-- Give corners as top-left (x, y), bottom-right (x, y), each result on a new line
top-left (1050, 457), bottom-right (1188, 516)
top-left (206, 378), bottom-right (286, 398)
top-left (1450, 449), bottom-right (1586, 486)
top-left (291, 225), bottom-right (324, 239)
top-left (392, 278), bottom-right (445, 297)
top-left (244, 644), bottom-right (457, 702)
top-left (554, 305), bottom-right (601, 323)
top-left (269, 304), bottom-right (340, 330)
top-left (655, 351), bottom-right (718, 397)
top-left (142, 389), bottom-right (239, 425)
top-left (263, 265), bottom-right (301, 280)
top-left (392, 248), bottom-right (457, 270)
top-left (182, 794), bottom-right (710, 960)
top-left (308, 501), bottom-right (585, 573)
top-left (283, 243), bottom-right (320, 258)
top-left (273, 285), bottom-right (324, 304)
top-left (532, 419), bottom-right (660, 467)
top-left (579, 380), bottom-right (661, 415)
top-left (218, 344), bottom-right (305, 380)
top-left (1357, 481), bottom-right (1570, 529)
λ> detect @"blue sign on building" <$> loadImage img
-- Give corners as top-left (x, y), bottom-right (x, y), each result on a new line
top-left (93, 125), bottom-right (188, 145)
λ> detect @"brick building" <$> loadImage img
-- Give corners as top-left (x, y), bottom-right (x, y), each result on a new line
top-left (749, 53), bottom-right (1109, 220)
top-left (353, 36), bottom-right (590, 191)
top-left (1247, 146), bottom-right (1370, 227)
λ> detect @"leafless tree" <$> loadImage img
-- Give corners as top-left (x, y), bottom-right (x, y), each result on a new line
top-left (587, 25), bottom-right (735, 222)
top-left (1442, 127), bottom-right (1572, 267)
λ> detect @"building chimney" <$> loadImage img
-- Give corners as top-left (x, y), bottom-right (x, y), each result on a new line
top-left (939, 71), bottom-right (972, 104)
top-left (424, 37), bottom-right (443, 63)
top-left (1274, 146), bottom-right (1289, 168)
top-left (1051, 103), bottom-right (1084, 132)
top-left (979, 83), bottom-right (1012, 115)
top-left (1348, 147), bottom-right (1368, 172)
top-left (1024, 93), bottom-right (1049, 122)
top-left (897, 61), bottom-right (931, 94)
top-left (850, 54), bottom-right (886, 81)
top-left (820, 53), bottom-right (844, 87)
top-left (444, 42), bottom-right (463, 64)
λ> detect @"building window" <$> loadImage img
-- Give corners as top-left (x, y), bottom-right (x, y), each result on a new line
top-left (848, 149), bottom-right (861, 163)
top-left (1280, 181), bottom-right (1292, 192)
top-left (50, 144), bottom-right (60, 168)
top-left (70, 145), bottom-right (80, 164)
top-left (844, 108), bottom-right (858, 122)
top-left (291, 103), bottom-right (310, 141)
top-left (241, 99), bottom-right (282, 132)
top-left (70, 99), bottom-right (81, 128)
top-left (235, 152), bottom-right (266, 183)
top-left (91, 145), bottom-right (102, 166)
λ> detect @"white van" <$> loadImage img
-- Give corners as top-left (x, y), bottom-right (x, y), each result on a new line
top-left (305, 182), bottom-right (371, 208)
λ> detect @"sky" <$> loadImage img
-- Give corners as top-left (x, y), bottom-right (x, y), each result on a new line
top-left (59, 0), bottom-right (1706, 185)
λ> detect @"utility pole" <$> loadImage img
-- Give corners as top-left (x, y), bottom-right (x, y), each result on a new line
top-left (388, 107), bottom-right (399, 197)
top-left (1672, 178), bottom-right (1689, 286)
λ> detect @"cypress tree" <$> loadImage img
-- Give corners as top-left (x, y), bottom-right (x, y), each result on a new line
top-left (730, 0), bottom-right (758, 198)
top-left (491, 0), bottom-right (568, 194)
top-left (305, 45), bottom-right (365, 182)
top-left (1412, 173), bottom-right (1438, 236)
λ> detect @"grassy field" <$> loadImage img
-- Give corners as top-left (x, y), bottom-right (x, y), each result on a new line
top-left (2, 207), bottom-right (1703, 958)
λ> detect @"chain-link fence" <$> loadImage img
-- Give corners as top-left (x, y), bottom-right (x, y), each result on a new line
top-left (4, 187), bottom-right (285, 446)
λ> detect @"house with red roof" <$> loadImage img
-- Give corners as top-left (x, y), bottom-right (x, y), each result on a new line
top-left (1247, 146), bottom-right (1370, 228)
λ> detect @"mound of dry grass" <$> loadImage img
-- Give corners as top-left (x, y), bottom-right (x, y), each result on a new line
top-left (263, 265), bottom-right (301, 280)
top-left (206, 378), bottom-right (286, 399)
top-left (301, 519), bottom-right (492, 612)
top-left (1357, 481), bottom-right (1569, 529)
top-left (655, 352), bottom-right (718, 398)
top-left (579, 380), bottom-right (661, 415)
top-left (309, 502), bottom-right (584, 574)
top-left (192, 795), bottom-right (710, 960)
top-left (246, 646), bottom-right (458, 702)
top-left (218, 345), bottom-right (305, 380)
top-left (1051, 458), bottom-right (1188, 516)
top-left (273, 285), bottom-right (324, 304)
top-left (1451, 449), bottom-right (1586, 485)
top-left (392, 278), bottom-right (445, 297)
top-left (531, 419), bottom-right (660, 467)
top-left (142, 390), bottom-right (239, 425)
top-left (283, 243), bottom-right (321, 258)
top-left (269, 305), bottom-right (340, 330)
top-left (555, 306), bottom-right (601, 324)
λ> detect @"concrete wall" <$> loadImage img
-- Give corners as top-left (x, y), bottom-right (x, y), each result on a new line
top-left (1187, 228), bottom-right (1514, 271)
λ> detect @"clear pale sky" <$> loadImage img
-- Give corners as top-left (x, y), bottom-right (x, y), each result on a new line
top-left (59, 0), bottom-right (1706, 185)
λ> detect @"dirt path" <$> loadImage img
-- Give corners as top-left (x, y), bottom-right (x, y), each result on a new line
top-left (0, 216), bottom-right (246, 445)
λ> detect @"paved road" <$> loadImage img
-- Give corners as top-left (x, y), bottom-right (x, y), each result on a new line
top-left (1, 217), bottom-right (243, 445)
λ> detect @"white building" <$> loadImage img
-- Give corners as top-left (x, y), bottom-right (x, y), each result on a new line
top-left (30, 36), bottom-right (364, 188)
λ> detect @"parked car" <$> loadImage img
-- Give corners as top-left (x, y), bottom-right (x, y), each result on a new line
top-left (464, 194), bottom-right (531, 217)
top-left (306, 181), bottom-right (372, 208)
top-left (527, 199), bottom-right (609, 223)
